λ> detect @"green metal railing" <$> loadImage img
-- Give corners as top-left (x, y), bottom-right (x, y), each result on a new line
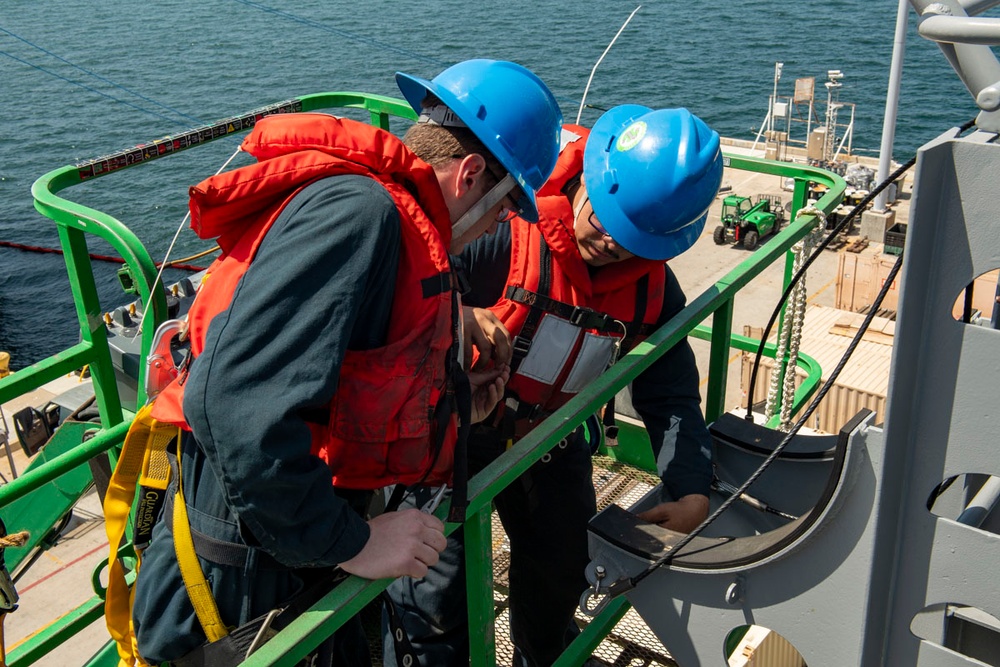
top-left (0, 92), bottom-right (418, 667)
top-left (0, 93), bottom-right (844, 666)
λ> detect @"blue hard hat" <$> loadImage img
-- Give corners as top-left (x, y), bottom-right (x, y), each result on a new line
top-left (396, 59), bottom-right (562, 222)
top-left (584, 105), bottom-right (724, 260)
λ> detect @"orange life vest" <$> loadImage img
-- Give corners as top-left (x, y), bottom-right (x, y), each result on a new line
top-left (489, 125), bottom-right (665, 413)
top-left (151, 113), bottom-right (461, 489)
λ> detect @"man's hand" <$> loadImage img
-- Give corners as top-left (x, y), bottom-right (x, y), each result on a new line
top-left (468, 364), bottom-right (510, 423)
top-left (463, 307), bottom-right (512, 370)
top-left (635, 494), bottom-right (709, 534)
top-left (339, 509), bottom-right (447, 580)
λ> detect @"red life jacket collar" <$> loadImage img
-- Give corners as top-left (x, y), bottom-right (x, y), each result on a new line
top-left (189, 113), bottom-right (452, 258)
top-left (535, 182), bottom-right (666, 301)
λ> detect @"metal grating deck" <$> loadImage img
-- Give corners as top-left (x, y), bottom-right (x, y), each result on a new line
top-left (367, 456), bottom-right (678, 666)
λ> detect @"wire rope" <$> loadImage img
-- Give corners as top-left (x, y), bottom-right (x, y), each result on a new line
top-left (0, 27), bottom-right (205, 127)
top-left (624, 116), bottom-right (982, 589)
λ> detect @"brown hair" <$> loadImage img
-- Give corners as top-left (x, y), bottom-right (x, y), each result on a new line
top-left (402, 102), bottom-right (507, 180)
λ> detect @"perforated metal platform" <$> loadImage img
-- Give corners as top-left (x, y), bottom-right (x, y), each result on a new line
top-left (366, 456), bottom-right (678, 666)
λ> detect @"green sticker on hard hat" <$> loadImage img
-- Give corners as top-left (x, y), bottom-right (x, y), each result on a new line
top-left (616, 121), bottom-right (647, 152)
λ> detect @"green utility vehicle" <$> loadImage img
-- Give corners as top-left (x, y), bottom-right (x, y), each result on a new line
top-left (714, 194), bottom-right (786, 250)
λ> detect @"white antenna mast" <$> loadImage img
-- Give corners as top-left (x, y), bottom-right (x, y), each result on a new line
top-left (576, 5), bottom-right (642, 125)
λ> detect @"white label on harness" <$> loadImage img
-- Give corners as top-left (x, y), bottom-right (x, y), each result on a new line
top-left (562, 332), bottom-right (617, 394)
top-left (516, 315), bottom-right (578, 384)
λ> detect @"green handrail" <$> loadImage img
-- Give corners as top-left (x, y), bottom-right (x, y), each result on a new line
top-left (255, 158), bottom-right (845, 667)
top-left (0, 93), bottom-right (417, 667)
top-left (0, 93), bottom-right (844, 667)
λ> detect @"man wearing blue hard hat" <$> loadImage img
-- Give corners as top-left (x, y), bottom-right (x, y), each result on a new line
top-left (127, 59), bottom-right (562, 666)
top-left (386, 105), bottom-right (723, 666)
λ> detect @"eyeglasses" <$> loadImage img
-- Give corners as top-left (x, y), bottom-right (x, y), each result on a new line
top-left (587, 210), bottom-right (612, 239)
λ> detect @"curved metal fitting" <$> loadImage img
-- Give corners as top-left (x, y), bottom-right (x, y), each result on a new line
top-left (922, 2), bottom-right (953, 16)
top-left (580, 571), bottom-right (635, 617)
top-left (579, 564), bottom-right (608, 617)
top-left (725, 574), bottom-right (746, 605)
top-left (977, 83), bottom-right (1000, 111)
top-left (579, 586), bottom-right (610, 618)
top-left (145, 318), bottom-right (189, 400)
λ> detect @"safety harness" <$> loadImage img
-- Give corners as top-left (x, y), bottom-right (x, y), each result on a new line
top-left (495, 231), bottom-right (662, 447)
top-left (507, 261), bottom-right (659, 374)
top-left (104, 404), bottom-right (183, 667)
top-left (104, 404), bottom-right (349, 666)
top-left (104, 287), bottom-right (469, 667)
top-left (103, 113), bottom-right (473, 666)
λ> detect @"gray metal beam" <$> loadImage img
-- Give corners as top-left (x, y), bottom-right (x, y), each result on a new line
top-left (910, 0), bottom-right (1000, 129)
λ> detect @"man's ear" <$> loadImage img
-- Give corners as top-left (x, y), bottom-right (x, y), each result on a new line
top-left (456, 153), bottom-right (488, 197)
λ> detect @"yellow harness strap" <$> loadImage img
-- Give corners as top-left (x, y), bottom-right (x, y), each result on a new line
top-left (104, 403), bottom-right (228, 666)
top-left (172, 448), bottom-right (229, 642)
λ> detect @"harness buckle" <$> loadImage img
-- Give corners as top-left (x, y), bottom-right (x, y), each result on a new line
top-left (244, 608), bottom-right (282, 660)
top-left (452, 268), bottom-right (472, 296)
top-left (568, 306), bottom-right (613, 331)
top-left (510, 334), bottom-right (533, 364)
top-left (145, 318), bottom-right (190, 400)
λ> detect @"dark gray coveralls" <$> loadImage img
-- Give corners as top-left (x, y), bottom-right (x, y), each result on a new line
top-left (133, 176), bottom-right (402, 665)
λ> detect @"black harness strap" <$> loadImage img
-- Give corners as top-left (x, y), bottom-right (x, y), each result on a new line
top-left (171, 568), bottom-right (350, 667)
top-left (441, 288), bottom-right (472, 523)
top-left (421, 268), bottom-right (471, 299)
top-left (506, 286), bottom-right (618, 333)
top-left (602, 394), bottom-right (619, 445)
top-left (383, 483), bottom-right (408, 514)
top-left (382, 589), bottom-right (420, 667)
top-left (509, 238), bottom-right (632, 373)
top-left (420, 271), bottom-right (451, 299)
top-left (188, 527), bottom-right (286, 571)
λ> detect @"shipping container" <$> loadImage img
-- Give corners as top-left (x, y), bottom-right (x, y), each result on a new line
top-left (835, 248), bottom-right (902, 312)
top-left (836, 250), bottom-right (999, 320)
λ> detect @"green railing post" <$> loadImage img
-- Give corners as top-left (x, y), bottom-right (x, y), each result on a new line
top-left (55, 224), bottom-right (125, 426)
top-left (790, 176), bottom-right (811, 221)
top-left (0, 421), bottom-right (130, 506)
top-left (6, 596), bottom-right (107, 667)
top-left (552, 597), bottom-right (631, 667)
top-left (0, 341), bottom-right (93, 405)
top-left (466, 507), bottom-right (497, 666)
top-left (706, 296), bottom-right (735, 424)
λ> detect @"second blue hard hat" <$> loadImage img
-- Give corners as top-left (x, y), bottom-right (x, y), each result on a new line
top-left (396, 59), bottom-right (562, 222)
top-left (584, 105), bottom-right (724, 260)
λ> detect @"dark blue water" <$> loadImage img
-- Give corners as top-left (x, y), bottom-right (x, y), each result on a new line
top-left (0, 0), bottom-right (983, 366)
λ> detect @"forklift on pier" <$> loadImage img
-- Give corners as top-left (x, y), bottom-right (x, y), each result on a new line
top-left (713, 193), bottom-right (785, 250)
